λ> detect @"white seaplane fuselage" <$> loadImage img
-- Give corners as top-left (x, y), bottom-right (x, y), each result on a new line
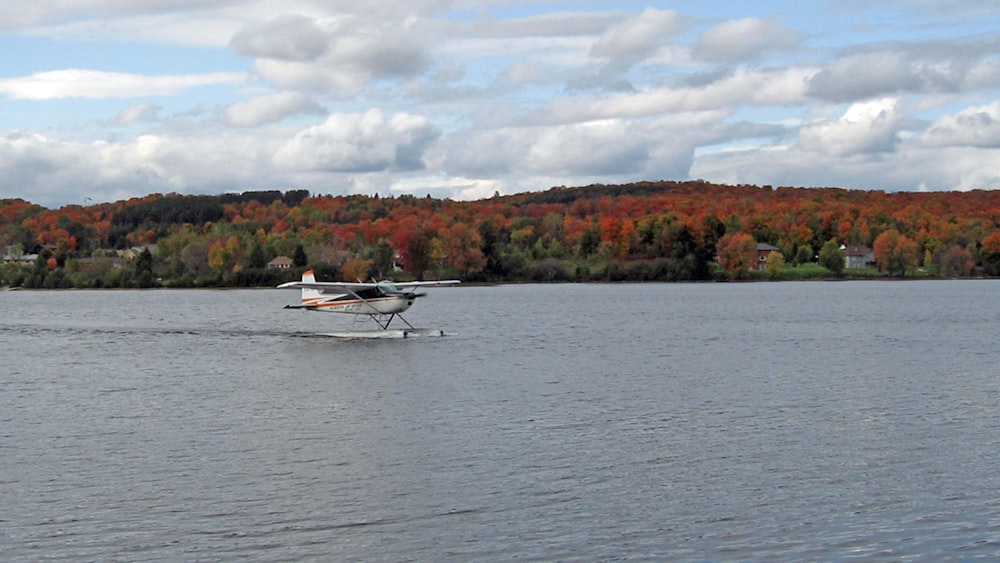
top-left (301, 286), bottom-right (416, 315)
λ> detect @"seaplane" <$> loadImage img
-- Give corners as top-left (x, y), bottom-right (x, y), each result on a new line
top-left (277, 270), bottom-right (459, 338)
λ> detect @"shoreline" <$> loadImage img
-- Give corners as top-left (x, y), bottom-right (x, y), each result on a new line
top-left (4, 275), bottom-right (995, 291)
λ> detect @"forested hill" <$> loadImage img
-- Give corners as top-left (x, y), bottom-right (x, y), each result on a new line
top-left (4, 180), bottom-right (1000, 288)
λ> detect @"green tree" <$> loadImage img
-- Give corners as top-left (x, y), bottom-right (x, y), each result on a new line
top-left (133, 247), bottom-right (157, 287)
top-left (795, 244), bottom-right (813, 265)
top-left (818, 238), bottom-right (844, 275)
top-left (246, 240), bottom-right (267, 269)
top-left (134, 247), bottom-right (153, 275)
top-left (766, 250), bottom-right (785, 280)
top-left (663, 224), bottom-right (706, 280)
top-left (578, 225), bottom-right (601, 257)
top-left (371, 239), bottom-right (395, 279)
top-left (697, 216), bottom-right (726, 280)
top-left (24, 251), bottom-right (51, 288)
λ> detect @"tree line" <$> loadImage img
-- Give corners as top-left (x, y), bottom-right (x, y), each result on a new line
top-left (4, 181), bottom-right (1000, 288)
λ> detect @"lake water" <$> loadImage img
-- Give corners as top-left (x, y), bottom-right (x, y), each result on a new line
top-left (2, 281), bottom-right (999, 561)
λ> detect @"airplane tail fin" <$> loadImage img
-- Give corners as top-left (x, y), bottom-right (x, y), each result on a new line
top-left (300, 269), bottom-right (322, 304)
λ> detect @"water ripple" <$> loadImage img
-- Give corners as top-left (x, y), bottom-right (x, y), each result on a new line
top-left (2, 282), bottom-right (999, 560)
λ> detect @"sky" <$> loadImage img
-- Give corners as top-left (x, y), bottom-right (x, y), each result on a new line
top-left (0, 1), bottom-right (998, 208)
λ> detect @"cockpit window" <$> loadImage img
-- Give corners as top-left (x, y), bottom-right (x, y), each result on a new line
top-left (354, 287), bottom-right (382, 299)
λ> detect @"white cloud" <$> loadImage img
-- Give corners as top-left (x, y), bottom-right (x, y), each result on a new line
top-left (0, 128), bottom-right (290, 207)
top-left (805, 41), bottom-right (1000, 104)
top-left (525, 120), bottom-right (650, 176)
top-left (222, 92), bottom-right (325, 127)
top-left (589, 8), bottom-right (682, 65)
top-left (274, 109), bottom-right (440, 173)
top-left (21, 13), bottom-right (242, 48)
top-left (695, 18), bottom-right (800, 62)
top-left (92, 132), bottom-right (272, 190)
top-left (543, 66), bottom-right (814, 124)
top-left (476, 11), bottom-right (617, 41)
top-left (442, 128), bottom-right (528, 177)
top-left (502, 62), bottom-right (541, 84)
top-left (963, 58), bottom-right (1000, 90)
top-left (692, 97), bottom-right (1000, 191)
top-left (798, 98), bottom-right (903, 156)
top-left (389, 175), bottom-right (503, 201)
top-left (1, 1), bottom-right (999, 206)
top-left (229, 14), bottom-right (329, 61)
top-left (0, 70), bottom-right (246, 100)
top-left (1, 115), bottom-right (319, 205)
top-left (692, 140), bottom-right (1000, 192)
top-left (807, 52), bottom-right (922, 102)
top-left (243, 15), bottom-right (432, 98)
top-left (921, 101), bottom-right (1000, 148)
top-left (113, 103), bottom-right (162, 125)
top-left (443, 110), bottom-right (732, 187)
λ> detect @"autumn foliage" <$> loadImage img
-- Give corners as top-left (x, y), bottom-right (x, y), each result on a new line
top-left (4, 180), bottom-right (1000, 288)
top-left (716, 232), bottom-right (756, 280)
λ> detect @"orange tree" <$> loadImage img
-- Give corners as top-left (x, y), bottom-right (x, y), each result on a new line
top-left (716, 232), bottom-right (756, 280)
top-left (873, 229), bottom-right (919, 276)
top-left (981, 231), bottom-right (1000, 276)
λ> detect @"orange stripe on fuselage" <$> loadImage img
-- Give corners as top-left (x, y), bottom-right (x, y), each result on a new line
top-left (311, 296), bottom-right (403, 310)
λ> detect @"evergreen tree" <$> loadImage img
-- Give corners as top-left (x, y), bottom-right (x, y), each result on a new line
top-left (134, 247), bottom-right (157, 287)
top-left (405, 230), bottom-right (434, 280)
top-left (371, 240), bottom-right (395, 279)
top-left (578, 226), bottom-right (600, 257)
top-left (292, 244), bottom-right (308, 267)
top-left (246, 241), bottom-right (267, 269)
top-left (135, 247), bottom-right (153, 276)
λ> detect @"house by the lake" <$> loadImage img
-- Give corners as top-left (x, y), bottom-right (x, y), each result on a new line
top-left (755, 243), bottom-right (781, 271)
top-left (267, 256), bottom-right (294, 269)
top-left (2, 246), bottom-right (37, 265)
top-left (843, 245), bottom-right (875, 269)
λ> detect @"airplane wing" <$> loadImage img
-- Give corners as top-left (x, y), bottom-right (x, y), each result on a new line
top-left (276, 279), bottom-right (459, 291)
top-left (392, 280), bottom-right (460, 288)
top-left (276, 280), bottom-right (378, 291)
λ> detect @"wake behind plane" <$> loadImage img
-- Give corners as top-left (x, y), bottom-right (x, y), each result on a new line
top-left (278, 270), bottom-right (459, 338)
